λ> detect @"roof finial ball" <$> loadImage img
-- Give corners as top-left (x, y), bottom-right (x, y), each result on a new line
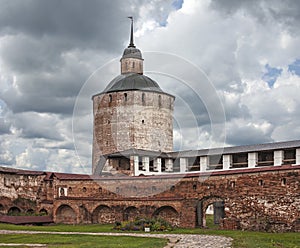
top-left (121, 17), bottom-right (143, 75)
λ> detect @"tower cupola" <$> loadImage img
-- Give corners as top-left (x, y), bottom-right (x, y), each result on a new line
top-left (121, 17), bottom-right (143, 74)
top-left (91, 18), bottom-right (175, 174)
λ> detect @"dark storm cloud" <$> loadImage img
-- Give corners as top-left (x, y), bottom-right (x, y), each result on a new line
top-left (0, 0), bottom-right (134, 116)
top-left (1, 90), bottom-right (76, 115)
top-left (0, 58), bottom-right (91, 114)
top-left (210, 0), bottom-right (300, 34)
top-left (0, 0), bottom-right (131, 51)
top-left (0, 0), bottom-right (177, 115)
top-left (0, 0), bottom-right (177, 53)
top-left (13, 112), bottom-right (64, 141)
top-left (0, 35), bottom-right (64, 74)
top-left (0, 0), bottom-right (133, 112)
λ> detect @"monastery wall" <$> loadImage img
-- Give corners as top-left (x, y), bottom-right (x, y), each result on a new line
top-left (52, 165), bottom-right (300, 232)
top-left (0, 165), bottom-right (299, 232)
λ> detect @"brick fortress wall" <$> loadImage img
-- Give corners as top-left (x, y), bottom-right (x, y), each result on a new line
top-left (52, 165), bottom-right (299, 232)
top-left (92, 90), bottom-right (174, 172)
top-left (0, 165), bottom-right (299, 232)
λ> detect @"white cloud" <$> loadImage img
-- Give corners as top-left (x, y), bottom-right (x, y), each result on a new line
top-left (0, 0), bottom-right (300, 173)
top-left (137, 0), bottom-right (300, 146)
top-left (16, 146), bottom-right (49, 170)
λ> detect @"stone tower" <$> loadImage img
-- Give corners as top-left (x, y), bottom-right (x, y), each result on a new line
top-left (92, 19), bottom-right (175, 173)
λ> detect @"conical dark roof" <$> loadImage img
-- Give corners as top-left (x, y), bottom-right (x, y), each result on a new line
top-left (102, 73), bottom-right (163, 93)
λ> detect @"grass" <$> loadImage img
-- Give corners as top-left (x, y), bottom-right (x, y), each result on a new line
top-left (0, 223), bottom-right (114, 233)
top-left (0, 220), bottom-right (299, 248)
top-left (0, 234), bottom-right (167, 248)
top-left (206, 214), bottom-right (219, 229)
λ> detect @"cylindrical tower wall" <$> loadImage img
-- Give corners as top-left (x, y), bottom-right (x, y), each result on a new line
top-left (92, 90), bottom-right (174, 170)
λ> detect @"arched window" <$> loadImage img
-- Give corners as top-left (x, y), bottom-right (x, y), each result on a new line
top-left (60, 188), bottom-right (65, 196)
top-left (124, 93), bottom-right (127, 101)
top-left (26, 209), bottom-right (34, 215)
top-left (8, 207), bottom-right (21, 216)
top-left (132, 61), bottom-right (135, 68)
top-left (109, 94), bottom-right (112, 103)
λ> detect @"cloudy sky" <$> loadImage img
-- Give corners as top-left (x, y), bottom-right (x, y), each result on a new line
top-left (0, 0), bottom-right (300, 174)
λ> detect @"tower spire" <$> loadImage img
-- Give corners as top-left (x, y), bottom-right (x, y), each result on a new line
top-left (127, 16), bottom-right (135, 48)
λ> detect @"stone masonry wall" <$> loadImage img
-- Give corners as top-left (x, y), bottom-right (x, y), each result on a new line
top-left (52, 166), bottom-right (300, 232)
top-left (0, 172), bottom-right (46, 215)
top-left (0, 165), bottom-right (298, 232)
top-left (92, 90), bottom-right (174, 172)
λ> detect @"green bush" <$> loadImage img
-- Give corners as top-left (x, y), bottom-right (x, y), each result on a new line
top-left (113, 217), bottom-right (174, 232)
